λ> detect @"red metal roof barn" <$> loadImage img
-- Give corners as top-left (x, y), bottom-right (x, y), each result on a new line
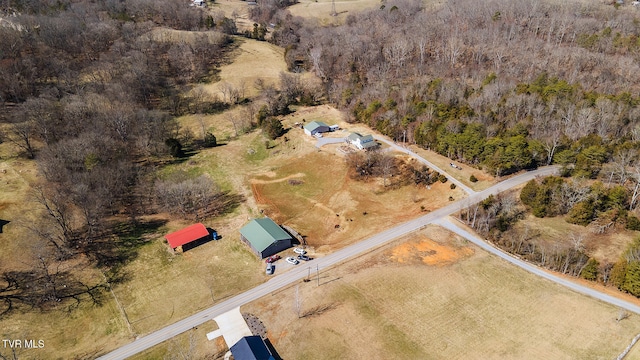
top-left (165, 223), bottom-right (210, 251)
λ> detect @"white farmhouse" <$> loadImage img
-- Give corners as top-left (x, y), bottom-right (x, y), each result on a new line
top-left (347, 132), bottom-right (379, 150)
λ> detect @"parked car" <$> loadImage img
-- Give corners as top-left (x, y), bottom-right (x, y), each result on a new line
top-left (266, 262), bottom-right (274, 275)
top-left (286, 257), bottom-right (299, 265)
top-left (293, 247), bottom-right (306, 255)
top-left (265, 255), bottom-right (281, 263)
top-left (297, 254), bottom-right (312, 261)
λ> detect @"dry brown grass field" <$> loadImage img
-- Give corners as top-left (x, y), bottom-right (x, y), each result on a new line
top-left (244, 224), bottom-right (640, 360)
top-left (199, 39), bottom-right (287, 100)
top-left (249, 106), bottom-right (465, 253)
top-left (251, 149), bottom-right (462, 252)
top-left (208, 0), bottom-right (255, 33)
top-left (512, 214), bottom-right (637, 266)
top-left (406, 144), bottom-right (496, 192)
top-left (288, 0), bottom-right (435, 24)
top-left (0, 140), bottom-right (39, 270)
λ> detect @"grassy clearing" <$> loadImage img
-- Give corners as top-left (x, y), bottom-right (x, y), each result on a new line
top-left (244, 224), bottom-right (640, 359)
top-left (148, 28), bottom-right (227, 45)
top-left (406, 144), bottom-right (496, 192)
top-left (207, 0), bottom-right (255, 33)
top-left (513, 214), bottom-right (637, 265)
top-left (245, 135), bottom-right (270, 163)
top-left (288, 0), bottom-right (389, 24)
top-left (283, 105), bottom-right (348, 127)
top-left (288, 0), bottom-right (440, 24)
top-left (200, 38), bottom-right (287, 100)
top-left (177, 110), bottom-right (242, 143)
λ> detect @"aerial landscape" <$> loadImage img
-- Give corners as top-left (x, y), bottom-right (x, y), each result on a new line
top-left (5, 0), bottom-right (640, 359)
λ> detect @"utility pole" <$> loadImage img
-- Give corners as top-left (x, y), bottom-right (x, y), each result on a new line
top-left (304, 267), bottom-right (311, 282)
top-left (331, 0), bottom-right (337, 16)
top-left (316, 264), bottom-right (320, 286)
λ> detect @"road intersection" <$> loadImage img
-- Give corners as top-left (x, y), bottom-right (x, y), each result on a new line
top-left (99, 165), bottom-right (563, 359)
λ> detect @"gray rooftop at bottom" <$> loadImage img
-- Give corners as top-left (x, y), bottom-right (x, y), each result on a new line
top-left (240, 218), bottom-right (292, 252)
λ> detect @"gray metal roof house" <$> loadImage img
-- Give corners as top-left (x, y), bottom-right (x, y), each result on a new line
top-left (230, 336), bottom-right (275, 360)
top-left (239, 218), bottom-right (292, 258)
top-left (303, 121), bottom-right (330, 136)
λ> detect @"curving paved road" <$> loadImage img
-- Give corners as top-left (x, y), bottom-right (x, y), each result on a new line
top-left (434, 217), bottom-right (640, 314)
top-left (98, 166), bottom-right (559, 359)
top-left (373, 136), bottom-right (476, 194)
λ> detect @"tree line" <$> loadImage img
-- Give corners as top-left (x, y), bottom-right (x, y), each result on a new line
top-left (457, 171), bottom-right (640, 293)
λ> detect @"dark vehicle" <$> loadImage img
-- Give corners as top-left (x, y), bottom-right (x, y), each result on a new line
top-left (297, 254), bottom-right (312, 261)
top-left (266, 262), bottom-right (274, 275)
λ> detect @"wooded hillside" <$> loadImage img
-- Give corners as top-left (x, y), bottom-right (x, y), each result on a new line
top-left (264, 0), bottom-right (640, 176)
top-left (0, 0), bottom-right (239, 315)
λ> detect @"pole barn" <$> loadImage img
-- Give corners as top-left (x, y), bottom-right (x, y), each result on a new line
top-left (165, 223), bottom-right (211, 252)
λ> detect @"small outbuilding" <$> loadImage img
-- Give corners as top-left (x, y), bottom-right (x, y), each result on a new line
top-left (230, 336), bottom-right (275, 360)
top-left (165, 223), bottom-right (211, 252)
top-left (347, 132), bottom-right (379, 150)
top-left (303, 121), bottom-right (331, 136)
top-left (240, 218), bottom-right (292, 259)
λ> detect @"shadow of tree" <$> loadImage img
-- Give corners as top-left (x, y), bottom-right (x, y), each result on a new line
top-left (82, 219), bottom-right (167, 270)
top-left (198, 191), bottom-right (245, 220)
top-left (0, 265), bottom-right (107, 317)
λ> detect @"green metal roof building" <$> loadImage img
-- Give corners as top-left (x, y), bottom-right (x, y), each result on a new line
top-left (303, 121), bottom-right (330, 136)
top-left (239, 218), bottom-right (293, 258)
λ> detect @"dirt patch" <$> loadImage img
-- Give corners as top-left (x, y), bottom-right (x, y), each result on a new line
top-left (389, 237), bottom-right (474, 266)
top-left (250, 173), bottom-right (305, 184)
